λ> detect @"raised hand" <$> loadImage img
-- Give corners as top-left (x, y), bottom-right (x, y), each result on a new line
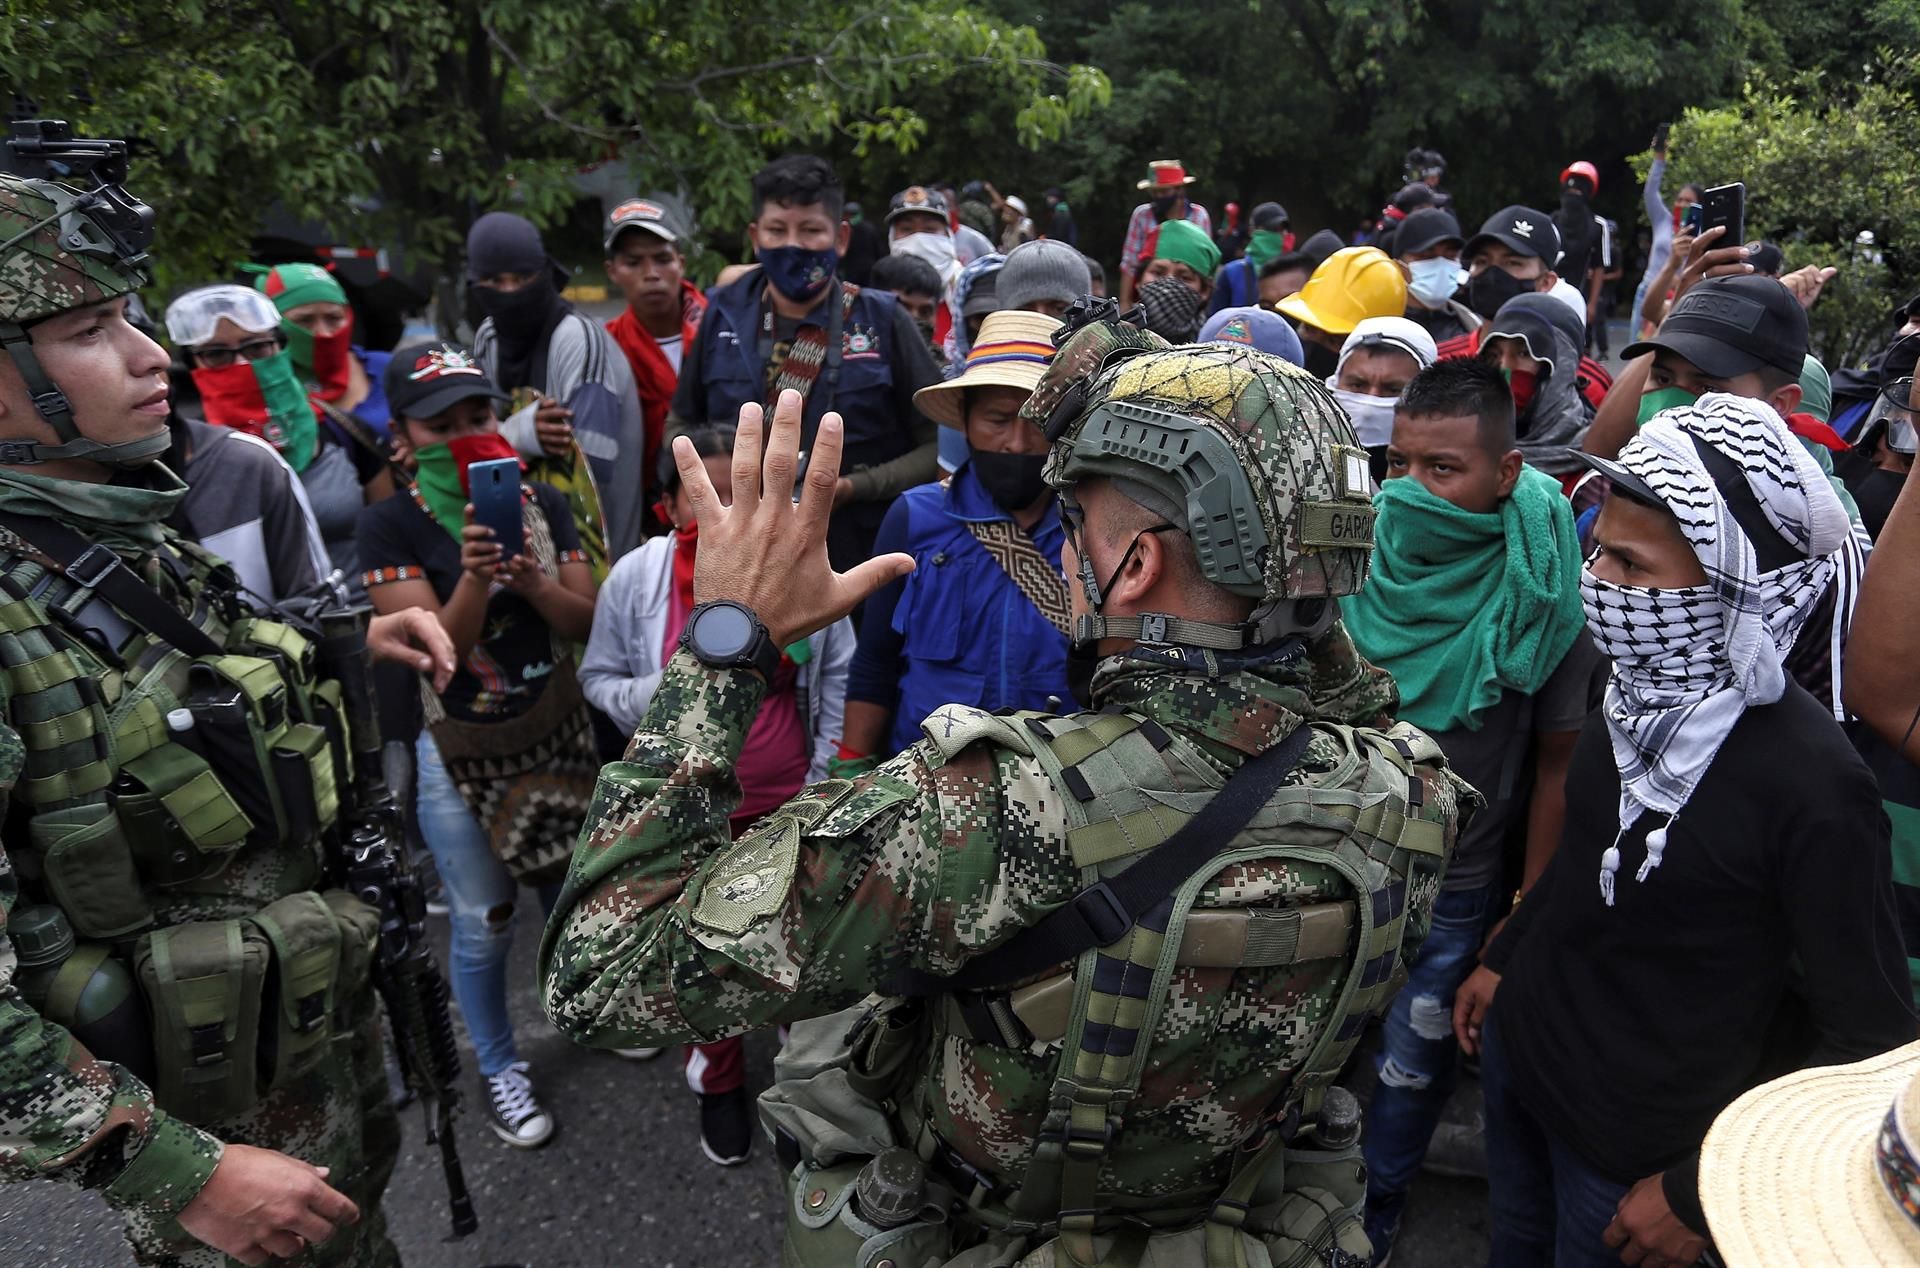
top-left (675, 388), bottom-right (914, 649)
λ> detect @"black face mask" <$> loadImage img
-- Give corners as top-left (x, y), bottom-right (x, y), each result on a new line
top-left (971, 450), bottom-right (1050, 512)
top-left (1466, 265), bottom-right (1533, 320)
top-left (1151, 194), bottom-right (1180, 222)
top-left (476, 272), bottom-right (560, 345)
top-left (1302, 337), bottom-right (1340, 379)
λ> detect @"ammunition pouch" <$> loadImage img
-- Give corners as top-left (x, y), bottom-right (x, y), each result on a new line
top-left (132, 888), bottom-right (379, 1126)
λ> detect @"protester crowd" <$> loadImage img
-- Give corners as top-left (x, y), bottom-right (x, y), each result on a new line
top-left (11, 123), bottom-right (1920, 1268)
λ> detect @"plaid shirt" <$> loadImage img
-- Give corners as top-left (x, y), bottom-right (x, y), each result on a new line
top-left (1119, 201), bottom-right (1213, 279)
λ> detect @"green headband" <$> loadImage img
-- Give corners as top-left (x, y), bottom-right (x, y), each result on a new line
top-left (248, 261), bottom-right (347, 314)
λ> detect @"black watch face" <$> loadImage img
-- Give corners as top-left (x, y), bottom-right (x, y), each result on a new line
top-left (694, 604), bottom-right (757, 659)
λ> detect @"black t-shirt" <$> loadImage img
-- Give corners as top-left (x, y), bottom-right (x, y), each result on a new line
top-left (354, 482), bottom-right (582, 723)
top-left (1485, 683), bottom-right (1915, 1207)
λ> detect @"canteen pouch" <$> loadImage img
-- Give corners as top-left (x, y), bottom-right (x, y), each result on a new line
top-left (114, 743), bottom-right (252, 887)
top-left (135, 919), bottom-right (269, 1123)
top-left (251, 892), bottom-right (341, 1089)
top-left (32, 803), bottom-right (153, 939)
top-left (782, 1158), bottom-right (954, 1268)
top-left (758, 1004), bottom-right (904, 1169)
top-left (185, 657), bottom-right (288, 842)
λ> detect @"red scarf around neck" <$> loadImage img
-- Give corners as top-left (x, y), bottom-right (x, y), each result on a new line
top-left (607, 280), bottom-right (706, 492)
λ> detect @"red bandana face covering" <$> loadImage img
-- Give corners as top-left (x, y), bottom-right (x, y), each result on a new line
top-left (309, 312), bottom-right (355, 401)
top-left (1508, 368), bottom-right (1540, 415)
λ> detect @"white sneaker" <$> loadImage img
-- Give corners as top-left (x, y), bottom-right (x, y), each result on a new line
top-left (612, 1046), bottom-right (665, 1060)
top-left (484, 1061), bottom-right (556, 1148)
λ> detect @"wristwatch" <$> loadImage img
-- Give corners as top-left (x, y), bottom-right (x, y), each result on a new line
top-left (680, 600), bottom-right (780, 680)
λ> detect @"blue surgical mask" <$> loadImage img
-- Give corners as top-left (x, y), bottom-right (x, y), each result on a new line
top-left (1407, 256), bottom-right (1463, 308)
top-left (757, 244), bottom-right (839, 303)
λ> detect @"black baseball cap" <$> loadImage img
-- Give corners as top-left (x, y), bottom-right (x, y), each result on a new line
top-left (1484, 294), bottom-right (1566, 367)
top-left (1621, 275), bottom-right (1809, 379)
top-left (1394, 208), bottom-right (1464, 257)
top-left (886, 185), bottom-right (949, 227)
top-left (1251, 201), bottom-right (1289, 231)
top-left (1464, 206), bottom-right (1560, 266)
top-left (385, 342), bottom-right (509, 421)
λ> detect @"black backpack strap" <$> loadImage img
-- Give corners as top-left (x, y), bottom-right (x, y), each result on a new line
top-left (0, 513), bottom-right (222, 658)
top-left (885, 722), bottom-right (1316, 996)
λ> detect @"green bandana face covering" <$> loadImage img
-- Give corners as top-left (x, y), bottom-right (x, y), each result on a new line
top-left (190, 350), bottom-right (319, 473)
top-left (412, 445), bottom-right (472, 540)
top-left (1636, 386), bottom-right (1697, 430)
top-left (1245, 229), bottom-right (1287, 273)
top-left (280, 319), bottom-right (316, 379)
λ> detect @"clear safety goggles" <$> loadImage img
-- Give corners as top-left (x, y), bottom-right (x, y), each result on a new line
top-left (162, 284), bottom-right (281, 348)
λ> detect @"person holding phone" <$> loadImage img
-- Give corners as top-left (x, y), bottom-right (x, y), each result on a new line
top-left (355, 342), bottom-right (599, 1151)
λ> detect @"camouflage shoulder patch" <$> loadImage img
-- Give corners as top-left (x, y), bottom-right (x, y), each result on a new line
top-left (916, 704), bottom-right (1038, 766)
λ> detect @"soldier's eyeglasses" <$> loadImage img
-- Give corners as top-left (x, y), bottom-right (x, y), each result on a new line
top-left (194, 337), bottom-right (282, 368)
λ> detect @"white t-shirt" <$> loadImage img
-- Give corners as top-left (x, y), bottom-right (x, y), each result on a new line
top-left (658, 333), bottom-right (683, 374)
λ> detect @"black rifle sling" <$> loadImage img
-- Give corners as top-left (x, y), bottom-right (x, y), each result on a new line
top-left (886, 721), bottom-right (1315, 997)
top-left (0, 512), bottom-right (221, 658)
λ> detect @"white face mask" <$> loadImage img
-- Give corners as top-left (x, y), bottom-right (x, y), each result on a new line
top-left (1328, 384), bottom-right (1400, 447)
top-left (1406, 256), bottom-right (1464, 309)
top-left (890, 230), bottom-right (958, 278)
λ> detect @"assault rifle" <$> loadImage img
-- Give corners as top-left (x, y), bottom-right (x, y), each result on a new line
top-left (310, 595), bottom-right (476, 1240)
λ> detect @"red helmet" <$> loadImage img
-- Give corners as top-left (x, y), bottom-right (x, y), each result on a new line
top-left (1560, 161), bottom-right (1600, 194)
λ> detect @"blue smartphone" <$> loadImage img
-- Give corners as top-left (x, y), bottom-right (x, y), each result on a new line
top-left (466, 457), bottom-right (524, 562)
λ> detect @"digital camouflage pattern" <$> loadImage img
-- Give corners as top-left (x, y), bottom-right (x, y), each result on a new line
top-left (0, 172), bottom-right (148, 325)
top-left (0, 496), bottom-right (399, 1266)
top-left (1039, 327), bottom-right (1377, 602)
top-left (540, 624), bottom-right (1461, 1234)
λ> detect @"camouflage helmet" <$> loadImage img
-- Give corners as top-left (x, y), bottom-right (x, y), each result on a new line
top-left (0, 172), bottom-right (149, 325)
top-left (1029, 318), bottom-right (1376, 640)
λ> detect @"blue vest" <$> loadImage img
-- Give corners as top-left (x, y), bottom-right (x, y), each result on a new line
top-left (888, 465), bottom-right (1073, 755)
top-left (693, 269), bottom-right (911, 469)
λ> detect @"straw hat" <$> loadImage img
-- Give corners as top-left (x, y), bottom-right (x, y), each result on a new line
top-left (914, 311), bottom-right (1062, 429)
top-left (1700, 1040), bottom-right (1920, 1266)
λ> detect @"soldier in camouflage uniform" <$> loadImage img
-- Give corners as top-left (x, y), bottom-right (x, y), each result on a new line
top-left (542, 312), bottom-right (1470, 1266)
top-left (0, 157), bottom-right (416, 1265)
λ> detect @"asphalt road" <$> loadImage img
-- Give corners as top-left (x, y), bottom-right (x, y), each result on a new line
top-left (0, 899), bottom-right (1490, 1267)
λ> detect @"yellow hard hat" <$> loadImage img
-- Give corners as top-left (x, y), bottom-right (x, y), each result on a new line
top-left (1276, 246), bottom-right (1408, 336)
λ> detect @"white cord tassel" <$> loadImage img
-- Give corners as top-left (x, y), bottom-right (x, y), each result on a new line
top-left (1599, 828), bottom-right (1624, 906)
top-left (1635, 814), bottom-right (1676, 883)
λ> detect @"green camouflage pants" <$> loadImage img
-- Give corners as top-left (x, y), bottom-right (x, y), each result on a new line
top-left (128, 992), bottom-right (400, 1268)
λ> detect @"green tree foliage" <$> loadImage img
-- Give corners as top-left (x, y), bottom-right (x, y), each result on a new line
top-left (1658, 53), bottom-right (1920, 367)
top-left (0, 0), bottom-right (1107, 291)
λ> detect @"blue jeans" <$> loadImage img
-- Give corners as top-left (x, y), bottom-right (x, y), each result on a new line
top-left (414, 732), bottom-right (558, 1078)
top-left (1481, 1010), bottom-right (1631, 1267)
top-left (1364, 879), bottom-right (1501, 1237)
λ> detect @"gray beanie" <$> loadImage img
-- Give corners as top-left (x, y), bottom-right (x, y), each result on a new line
top-left (998, 239), bottom-right (1092, 312)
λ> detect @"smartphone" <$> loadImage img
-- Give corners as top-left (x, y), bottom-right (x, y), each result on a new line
top-left (1652, 121), bottom-right (1671, 150)
top-left (466, 457), bottom-right (524, 562)
top-left (1698, 182), bottom-right (1745, 249)
top-left (1681, 204), bottom-right (1702, 234)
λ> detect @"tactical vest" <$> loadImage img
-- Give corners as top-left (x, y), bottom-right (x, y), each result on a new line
top-left (761, 702), bottom-right (1456, 1268)
top-left (0, 520), bottom-right (377, 1125)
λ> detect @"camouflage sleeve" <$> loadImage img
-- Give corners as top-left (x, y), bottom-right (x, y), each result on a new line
top-left (0, 727), bottom-right (221, 1237)
top-left (540, 650), bottom-right (1067, 1047)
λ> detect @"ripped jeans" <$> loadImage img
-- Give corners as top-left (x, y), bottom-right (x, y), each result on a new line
top-left (1363, 880), bottom-right (1501, 1218)
top-left (415, 731), bottom-right (560, 1078)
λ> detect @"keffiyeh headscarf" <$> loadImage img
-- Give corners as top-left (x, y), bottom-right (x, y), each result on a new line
top-left (1584, 392), bottom-right (1860, 905)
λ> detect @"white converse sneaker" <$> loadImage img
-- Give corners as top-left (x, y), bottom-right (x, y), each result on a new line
top-left (484, 1061), bottom-right (556, 1148)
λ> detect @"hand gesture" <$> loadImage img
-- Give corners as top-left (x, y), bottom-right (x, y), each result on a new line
top-left (1602, 1173), bottom-right (1709, 1268)
top-left (367, 607), bottom-right (457, 691)
top-left (499, 552), bottom-right (550, 597)
top-left (675, 388), bottom-right (914, 649)
top-left (458, 506), bottom-right (502, 586)
top-left (1779, 263), bottom-right (1838, 311)
top-left (177, 1143), bottom-right (359, 1266)
top-left (1669, 225), bottom-right (1751, 308)
top-left (535, 396), bottom-right (574, 456)
top-left (1452, 964), bottom-right (1502, 1056)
